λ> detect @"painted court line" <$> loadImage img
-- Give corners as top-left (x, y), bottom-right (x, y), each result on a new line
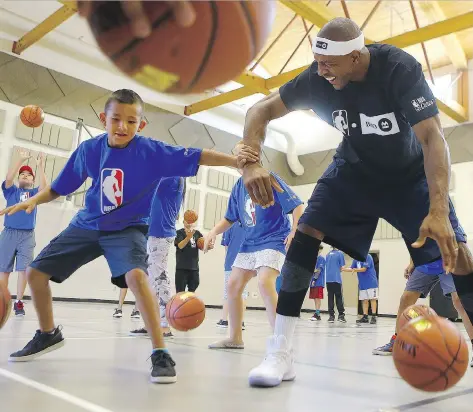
top-left (0, 368), bottom-right (115, 412)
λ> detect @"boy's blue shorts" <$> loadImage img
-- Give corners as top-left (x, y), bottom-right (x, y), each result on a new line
top-left (30, 224), bottom-right (148, 288)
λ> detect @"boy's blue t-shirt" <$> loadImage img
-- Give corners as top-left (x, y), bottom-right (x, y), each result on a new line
top-left (310, 255), bottom-right (326, 288)
top-left (416, 258), bottom-right (444, 275)
top-left (148, 177), bottom-right (184, 238)
top-left (351, 254), bottom-right (378, 290)
top-left (221, 222), bottom-right (246, 271)
top-left (325, 250), bottom-right (345, 283)
top-left (51, 134), bottom-right (201, 231)
top-left (224, 173), bottom-right (303, 254)
top-left (1, 182), bottom-right (39, 230)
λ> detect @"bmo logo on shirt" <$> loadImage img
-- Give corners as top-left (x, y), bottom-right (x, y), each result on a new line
top-left (360, 112), bottom-right (400, 136)
top-left (101, 168), bottom-right (124, 213)
top-left (244, 194), bottom-right (256, 227)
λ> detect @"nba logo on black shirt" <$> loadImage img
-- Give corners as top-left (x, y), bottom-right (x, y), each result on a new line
top-left (101, 168), bottom-right (124, 213)
top-left (316, 40), bottom-right (328, 50)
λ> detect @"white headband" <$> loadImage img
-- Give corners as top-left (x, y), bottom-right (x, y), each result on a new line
top-left (312, 33), bottom-right (365, 56)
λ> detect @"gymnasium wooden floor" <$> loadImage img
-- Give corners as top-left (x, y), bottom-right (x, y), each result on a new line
top-left (0, 302), bottom-right (472, 412)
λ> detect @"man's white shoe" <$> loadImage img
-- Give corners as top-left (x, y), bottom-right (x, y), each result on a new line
top-left (248, 335), bottom-right (296, 387)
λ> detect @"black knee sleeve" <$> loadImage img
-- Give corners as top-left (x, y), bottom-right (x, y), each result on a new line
top-left (277, 230), bottom-right (321, 317)
top-left (452, 273), bottom-right (473, 325)
top-left (452, 273), bottom-right (473, 312)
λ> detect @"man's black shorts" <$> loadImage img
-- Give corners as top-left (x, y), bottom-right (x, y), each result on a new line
top-left (299, 158), bottom-right (466, 266)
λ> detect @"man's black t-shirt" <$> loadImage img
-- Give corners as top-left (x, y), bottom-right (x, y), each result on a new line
top-left (174, 228), bottom-right (203, 270)
top-left (279, 44), bottom-right (439, 184)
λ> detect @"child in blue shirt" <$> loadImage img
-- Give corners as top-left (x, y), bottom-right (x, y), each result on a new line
top-left (127, 177), bottom-right (185, 337)
top-left (344, 254), bottom-right (378, 325)
top-left (205, 142), bottom-right (304, 350)
top-left (0, 89), bottom-right (259, 384)
top-left (0, 150), bottom-right (47, 317)
top-left (309, 245), bottom-right (325, 321)
top-left (216, 221), bottom-right (248, 328)
top-left (325, 247), bottom-right (346, 323)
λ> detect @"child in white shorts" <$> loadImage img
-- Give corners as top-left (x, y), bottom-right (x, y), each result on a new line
top-left (205, 143), bottom-right (304, 349)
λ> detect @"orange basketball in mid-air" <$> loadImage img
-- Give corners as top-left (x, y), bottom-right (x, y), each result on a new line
top-left (165, 292), bottom-right (206, 331)
top-left (86, 1), bottom-right (275, 94)
top-left (393, 316), bottom-right (469, 392)
top-left (0, 284), bottom-right (12, 330)
top-left (20, 105), bottom-right (44, 128)
top-left (184, 210), bottom-right (198, 224)
top-left (398, 304), bottom-right (437, 331)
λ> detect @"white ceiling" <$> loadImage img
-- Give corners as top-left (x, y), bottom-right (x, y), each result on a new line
top-left (0, 1), bottom-right (458, 156)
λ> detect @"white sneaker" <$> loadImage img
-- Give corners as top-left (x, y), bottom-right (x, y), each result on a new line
top-left (248, 335), bottom-right (296, 387)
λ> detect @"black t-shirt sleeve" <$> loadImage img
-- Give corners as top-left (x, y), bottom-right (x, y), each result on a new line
top-left (195, 230), bottom-right (203, 240)
top-left (175, 229), bottom-right (185, 246)
top-left (279, 68), bottom-right (312, 112)
top-left (390, 59), bottom-right (439, 126)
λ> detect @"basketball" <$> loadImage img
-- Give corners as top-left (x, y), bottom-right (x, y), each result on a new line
top-left (165, 292), bottom-right (206, 332)
top-left (398, 304), bottom-right (437, 331)
top-left (86, 1), bottom-right (275, 94)
top-left (0, 284), bottom-right (12, 330)
top-left (197, 237), bottom-right (205, 251)
top-left (393, 316), bottom-right (469, 392)
top-left (184, 210), bottom-right (198, 224)
top-left (20, 105), bottom-right (45, 128)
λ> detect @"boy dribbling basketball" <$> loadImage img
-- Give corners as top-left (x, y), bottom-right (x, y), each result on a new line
top-left (0, 89), bottom-right (259, 384)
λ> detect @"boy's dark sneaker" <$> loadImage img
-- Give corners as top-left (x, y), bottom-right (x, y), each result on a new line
top-left (150, 350), bottom-right (177, 384)
top-left (216, 320), bottom-right (228, 328)
top-left (356, 315), bottom-right (369, 324)
top-left (9, 326), bottom-right (65, 362)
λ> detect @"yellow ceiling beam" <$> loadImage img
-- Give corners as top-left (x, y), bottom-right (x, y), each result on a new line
top-left (417, 1), bottom-right (468, 69)
top-left (183, 87), bottom-right (257, 116)
top-left (236, 72), bottom-right (271, 95)
top-left (436, 99), bottom-right (468, 123)
top-left (185, 11), bottom-right (473, 119)
top-left (279, 0), bottom-right (336, 29)
top-left (12, 3), bottom-right (77, 55)
top-left (280, 0), bottom-right (374, 44)
top-left (382, 11), bottom-right (473, 49)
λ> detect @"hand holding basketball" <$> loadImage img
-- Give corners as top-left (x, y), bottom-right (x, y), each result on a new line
top-left (78, 1), bottom-right (196, 37)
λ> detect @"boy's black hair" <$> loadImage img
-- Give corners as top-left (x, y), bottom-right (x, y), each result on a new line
top-left (104, 89), bottom-right (145, 114)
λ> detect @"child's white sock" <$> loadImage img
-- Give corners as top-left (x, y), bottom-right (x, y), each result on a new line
top-left (274, 314), bottom-right (297, 347)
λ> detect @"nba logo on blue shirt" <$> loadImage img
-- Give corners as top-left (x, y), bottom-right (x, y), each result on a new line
top-left (101, 168), bottom-right (124, 213)
top-left (243, 194), bottom-right (256, 227)
top-left (19, 192), bottom-right (30, 202)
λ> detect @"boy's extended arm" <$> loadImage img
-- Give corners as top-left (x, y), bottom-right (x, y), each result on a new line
top-left (0, 185), bottom-right (59, 216)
